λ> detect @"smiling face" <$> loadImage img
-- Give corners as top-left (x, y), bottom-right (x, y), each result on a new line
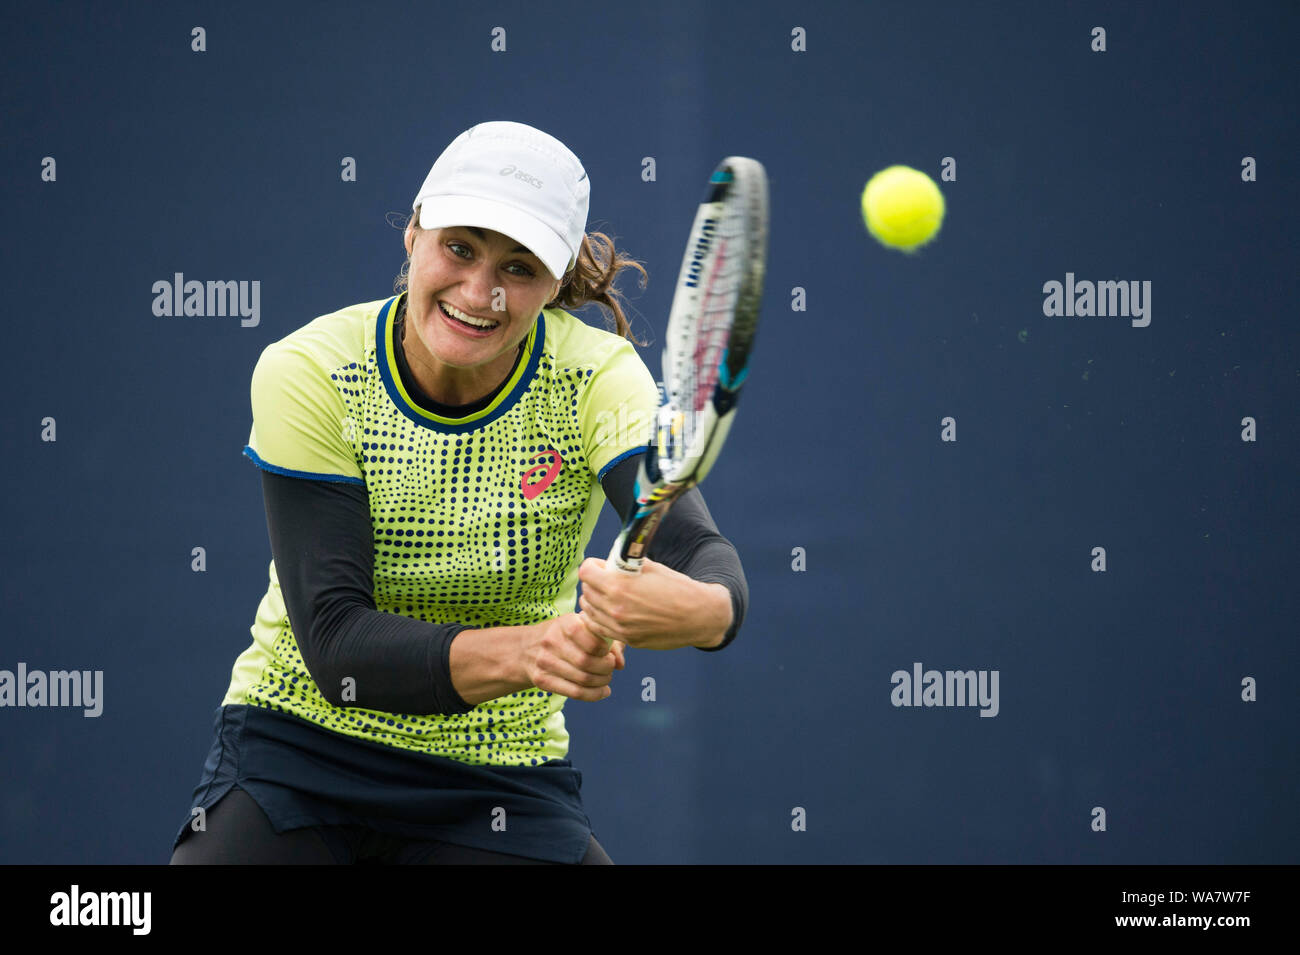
top-left (401, 223), bottom-right (563, 405)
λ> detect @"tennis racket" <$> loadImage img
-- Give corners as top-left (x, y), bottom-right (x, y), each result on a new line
top-left (606, 155), bottom-right (769, 574)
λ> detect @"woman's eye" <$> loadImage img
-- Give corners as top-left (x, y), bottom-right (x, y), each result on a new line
top-left (447, 242), bottom-right (532, 277)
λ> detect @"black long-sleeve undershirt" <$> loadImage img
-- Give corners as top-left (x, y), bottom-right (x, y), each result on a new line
top-left (258, 454), bottom-right (748, 718)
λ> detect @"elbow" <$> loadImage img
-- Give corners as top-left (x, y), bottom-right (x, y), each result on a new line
top-left (320, 672), bottom-right (354, 708)
top-left (297, 644), bottom-right (350, 707)
top-left (682, 538), bottom-right (747, 653)
top-left (292, 611), bottom-right (356, 708)
top-left (296, 596), bottom-right (373, 707)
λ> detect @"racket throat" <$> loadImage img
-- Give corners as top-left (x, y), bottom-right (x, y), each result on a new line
top-left (624, 510), bottom-right (665, 562)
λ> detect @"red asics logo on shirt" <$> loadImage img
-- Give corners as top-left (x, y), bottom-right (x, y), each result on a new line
top-left (520, 449), bottom-right (563, 500)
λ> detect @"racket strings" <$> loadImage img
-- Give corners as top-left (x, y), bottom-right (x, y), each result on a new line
top-left (679, 210), bottom-right (744, 461)
top-left (664, 168), bottom-right (755, 479)
top-left (689, 241), bottom-right (731, 409)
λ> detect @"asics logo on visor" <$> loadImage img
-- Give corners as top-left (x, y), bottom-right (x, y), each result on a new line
top-left (499, 165), bottom-right (544, 189)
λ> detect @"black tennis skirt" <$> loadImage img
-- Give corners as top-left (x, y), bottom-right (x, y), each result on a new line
top-left (172, 704), bottom-right (595, 863)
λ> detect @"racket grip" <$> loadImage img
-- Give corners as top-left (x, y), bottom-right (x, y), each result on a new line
top-left (607, 531), bottom-right (644, 574)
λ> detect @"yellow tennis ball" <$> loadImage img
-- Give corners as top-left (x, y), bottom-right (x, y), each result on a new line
top-left (861, 165), bottom-right (945, 252)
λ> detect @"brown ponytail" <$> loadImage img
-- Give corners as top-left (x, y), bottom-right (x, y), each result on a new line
top-left (546, 231), bottom-right (648, 346)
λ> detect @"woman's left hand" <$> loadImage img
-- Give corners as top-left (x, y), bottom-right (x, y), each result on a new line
top-left (577, 557), bottom-right (733, 651)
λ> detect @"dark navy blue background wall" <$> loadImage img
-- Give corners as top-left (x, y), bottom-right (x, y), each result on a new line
top-left (2, 0), bottom-right (1296, 863)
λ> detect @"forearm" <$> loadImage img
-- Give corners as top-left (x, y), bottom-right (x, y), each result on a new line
top-left (305, 599), bottom-right (474, 714)
top-left (578, 555), bottom-right (740, 652)
top-left (308, 605), bottom-right (547, 712)
top-left (448, 623), bottom-right (539, 706)
top-left (666, 535), bottom-right (748, 651)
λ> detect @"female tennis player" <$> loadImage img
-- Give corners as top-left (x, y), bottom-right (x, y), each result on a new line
top-left (169, 121), bottom-right (748, 865)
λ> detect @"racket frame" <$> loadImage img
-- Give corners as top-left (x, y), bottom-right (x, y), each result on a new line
top-left (607, 156), bottom-right (768, 574)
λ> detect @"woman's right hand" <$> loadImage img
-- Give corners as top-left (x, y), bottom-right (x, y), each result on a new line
top-left (520, 613), bottom-right (622, 701)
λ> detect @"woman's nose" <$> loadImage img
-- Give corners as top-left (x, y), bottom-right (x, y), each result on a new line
top-left (463, 263), bottom-right (500, 308)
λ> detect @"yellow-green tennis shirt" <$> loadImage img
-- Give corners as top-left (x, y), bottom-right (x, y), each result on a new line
top-left (224, 292), bottom-right (657, 766)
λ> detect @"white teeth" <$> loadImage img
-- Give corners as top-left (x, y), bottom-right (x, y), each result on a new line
top-left (442, 302), bottom-right (498, 329)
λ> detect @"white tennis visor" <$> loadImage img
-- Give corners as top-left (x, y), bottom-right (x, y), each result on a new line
top-left (412, 121), bottom-right (590, 281)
